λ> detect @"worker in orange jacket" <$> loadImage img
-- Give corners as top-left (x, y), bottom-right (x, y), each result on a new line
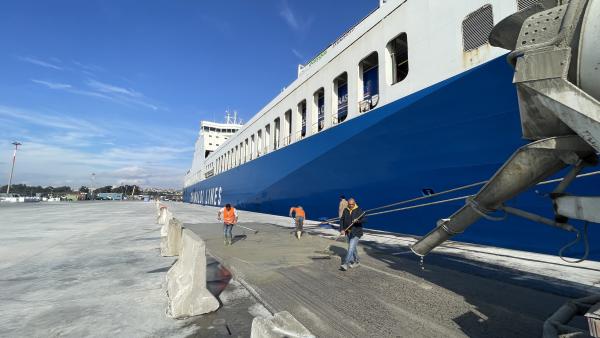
top-left (218, 203), bottom-right (238, 245)
top-left (289, 205), bottom-right (306, 239)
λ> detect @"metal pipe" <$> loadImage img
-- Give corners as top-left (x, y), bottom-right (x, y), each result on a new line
top-left (500, 205), bottom-right (576, 232)
top-left (543, 294), bottom-right (600, 338)
top-left (553, 159), bottom-right (587, 194)
top-left (411, 136), bottom-right (595, 257)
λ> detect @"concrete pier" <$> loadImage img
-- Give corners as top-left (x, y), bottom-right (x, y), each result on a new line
top-left (0, 202), bottom-right (268, 337)
top-left (167, 202), bottom-right (600, 338)
top-left (1, 201), bottom-right (598, 337)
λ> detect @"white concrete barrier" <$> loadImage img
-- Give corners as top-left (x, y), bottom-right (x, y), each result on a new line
top-left (155, 200), bottom-right (160, 215)
top-left (157, 206), bottom-right (173, 226)
top-left (160, 218), bottom-right (183, 257)
top-left (251, 311), bottom-right (314, 338)
top-left (166, 229), bottom-right (219, 318)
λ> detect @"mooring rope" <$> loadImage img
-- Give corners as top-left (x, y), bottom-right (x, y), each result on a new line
top-left (322, 170), bottom-right (600, 223)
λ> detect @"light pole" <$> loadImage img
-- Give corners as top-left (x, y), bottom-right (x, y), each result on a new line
top-left (6, 141), bottom-right (22, 194)
top-left (90, 173), bottom-right (96, 200)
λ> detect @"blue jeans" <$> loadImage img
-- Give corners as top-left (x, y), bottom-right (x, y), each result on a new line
top-left (223, 223), bottom-right (233, 241)
top-left (295, 217), bottom-right (304, 231)
top-left (344, 235), bottom-right (360, 265)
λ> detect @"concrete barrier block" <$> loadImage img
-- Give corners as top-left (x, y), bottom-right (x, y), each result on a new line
top-left (160, 218), bottom-right (183, 257)
top-left (166, 229), bottom-right (219, 318)
top-left (157, 206), bottom-right (172, 226)
top-left (251, 311), bottom-right (314, 338)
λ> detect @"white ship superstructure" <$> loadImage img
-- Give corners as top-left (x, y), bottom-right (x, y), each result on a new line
top-left (185, 113), bottom-right (242, 187)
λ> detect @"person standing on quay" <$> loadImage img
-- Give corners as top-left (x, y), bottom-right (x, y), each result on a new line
top-left (339, 198), bottom-right (366, 271)
top-left (289, 205), bottom-right (306, 239)
top-left (338, 195), bottom-right (348, 220)
top-left (218, 204), bottom-right (238, 245)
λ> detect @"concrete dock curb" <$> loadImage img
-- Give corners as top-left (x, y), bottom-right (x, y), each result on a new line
top-left (251, 311), bottom-right (315, 338)
top-left (160, 218), bottom-right (183, 257)
top-left (166, 228), bottom-right (220, 319)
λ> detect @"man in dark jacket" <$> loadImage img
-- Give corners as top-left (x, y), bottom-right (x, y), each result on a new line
top-left (339, 197), bottom-right (366, 271)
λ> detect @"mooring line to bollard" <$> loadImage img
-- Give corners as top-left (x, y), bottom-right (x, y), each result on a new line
top-left (320, 170), bottom-right (600, 223)
top-left (365, 195), bottom-right (474, 217)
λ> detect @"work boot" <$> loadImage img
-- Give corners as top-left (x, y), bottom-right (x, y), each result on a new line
top-left (339, 264), bottom-right (348, 271)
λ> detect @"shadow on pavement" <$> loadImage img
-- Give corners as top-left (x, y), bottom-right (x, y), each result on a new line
top-left (206, 257), bottom-right (232, 298)
top-left (358, 239), bottom-right (592, 337)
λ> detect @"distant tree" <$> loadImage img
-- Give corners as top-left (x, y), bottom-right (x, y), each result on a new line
top-left (1, 184), bottom-right (74, 196)
top-left (111, 186), bottom-right (125, 194)
top-left (95, 186), bottom-right (112, 193)
top-left (79, 186), bottom-right (89, 193)
top-left (53, 186), bottom-right (73, 193)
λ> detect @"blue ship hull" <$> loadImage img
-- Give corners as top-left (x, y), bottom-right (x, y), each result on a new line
top-left (184, 56), bottom-right (600, 261)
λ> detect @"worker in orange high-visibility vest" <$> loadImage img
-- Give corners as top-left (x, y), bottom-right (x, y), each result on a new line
top-left (218, 203), bottom-right (238, 245)
top-left (289, 205), bottom-right (306, 239)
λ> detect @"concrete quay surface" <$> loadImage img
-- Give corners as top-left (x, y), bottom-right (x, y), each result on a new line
top-left (0, 201), bottom-right (268, 337)
top-left (167, 202), bottom-right (600, 338)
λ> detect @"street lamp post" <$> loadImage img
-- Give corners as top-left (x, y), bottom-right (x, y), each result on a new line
top-left (6, 141), bottom-right (22, 195)
top-left (90, 173), bottom-right (96, 200)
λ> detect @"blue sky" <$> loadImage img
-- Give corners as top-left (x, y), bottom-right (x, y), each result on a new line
top-left (0, 0), bottom-right (376, 188)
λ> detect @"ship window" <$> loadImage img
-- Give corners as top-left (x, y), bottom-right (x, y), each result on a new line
top-left (239, 142), bottom-right (244, 163)
top-left (334, 72), bottom-right (348, 124)
top-left (298, 100), bottom-right (307, 138)
top-left (284, 110), bottom-right (292, 145)
top-left (257, 130), bottom-right (263, 156)
top-left (462, 4), bottom-right (494, 52)
top-left (314, 88), bottom-right (325, 132)
top-left (273, 118), bottom-right (281, 150)
top-left (265, 124), bottom-right (271, 152)
top-left (234, 145), bottom-right (239, 166)
top-left (359, 52), bottom-right (379, 112)
top-left (387, 33), bottom-right (409, 84)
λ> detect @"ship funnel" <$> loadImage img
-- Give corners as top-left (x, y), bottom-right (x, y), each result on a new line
top-left (412, 0), bottom-right (600, 257)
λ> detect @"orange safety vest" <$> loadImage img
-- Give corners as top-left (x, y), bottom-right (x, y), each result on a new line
top-left (223, 207), bottom-right (236, 224)
top-left (292, 207), bottom-right (305, 218)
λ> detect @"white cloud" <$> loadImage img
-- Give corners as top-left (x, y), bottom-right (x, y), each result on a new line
top-left (280, 1), bottom-right (300, 31)
top-left (0, 138), bottom-right (190, 189)
top-left (279, 0), bottom-right (314, 34)
top-left (18, 56), bottom-right (63, 70)
top-left (30, 77), bottom-right (159, 111)
top-left (72, 61), bottom-right (105, 73)
top-left (31, 79), bottom-right (72, 90)
top-left (0, 105), bottom-right (192, 188)
top-left (87, 79), bottom-right (142, 98)
top-left (0, 105), bottom-right (104, 133)
top-left (291, 49), bottom-right (304, 60)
